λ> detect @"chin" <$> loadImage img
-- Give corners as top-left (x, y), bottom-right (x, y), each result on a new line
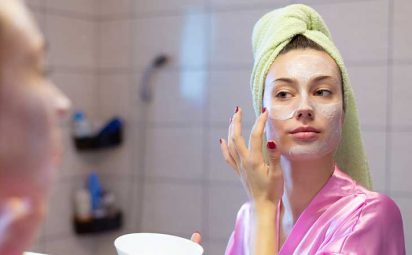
top-left (284, 141), bottom-right (337, 161)
top-left (285, 152), bottom-right (326, 161)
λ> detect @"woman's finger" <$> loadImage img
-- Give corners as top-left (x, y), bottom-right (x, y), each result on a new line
top-left (266, 140), bottom-right (283, 202)
top-left (220, 138), bottom-right (239, 174)
top-left (232, 107), bottom-right (248, 159)
top-left (228, 108), bottom-right (240, 166)
top-left (266, 140), bottom-right (281, 176)
top-left (249, 107), bottom-right (268, 162)
top-left (190, 232), bottom-right (202, 244)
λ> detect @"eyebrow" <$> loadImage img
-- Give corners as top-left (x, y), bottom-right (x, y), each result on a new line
top-left (272, 75), bottom-right (339, 84)
top-left (272, 77), bottom-right (295, 84)
top-left (312, 75), bottom-right (339, 84)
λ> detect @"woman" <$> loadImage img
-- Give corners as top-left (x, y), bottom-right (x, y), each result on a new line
top-left (0, 1), bottom-right (71, 254)
top-left (193, 4), bottom-right (405, 255)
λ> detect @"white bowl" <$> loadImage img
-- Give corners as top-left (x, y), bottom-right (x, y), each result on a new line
top-left (114, 233), bottom-right (204, 255)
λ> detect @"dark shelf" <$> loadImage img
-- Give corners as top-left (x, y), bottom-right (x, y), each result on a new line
top-left (73, 211), bottom-right (123, 235)
top-left (73, 125), bottom-right (123, 151)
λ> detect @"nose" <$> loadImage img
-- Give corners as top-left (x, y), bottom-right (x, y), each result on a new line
top-left (295, 97), bottom-right (314, 120)
top-left (50, 84), bottom-right (72, 119)
top-left (296, 108), bottom-right (314, 120)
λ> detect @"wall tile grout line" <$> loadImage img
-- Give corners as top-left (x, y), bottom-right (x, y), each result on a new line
top-left (385, 0), bottom-right (394, 195)
top-left (44, 8), bottom-right (98, 21)
top-left (49, 60), bottom-right (412, 74)
top-left (130, 0), bottom-right (149, 233)
top-left (201, 1), bottom-right (213, 249)
top-left (390, 191), bottom-right (412, 198)
top-left (95, 0), bottom-right (380, 22)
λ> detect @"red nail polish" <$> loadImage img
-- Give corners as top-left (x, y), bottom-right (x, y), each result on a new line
top-left (219, 138), bottom-right (222, 144)
top-left (235, 106), bottom-right (239, 113)
top-left (267, 141), bottom-right (276, 150)
top-left (262, 107), bottom-right (267, 113)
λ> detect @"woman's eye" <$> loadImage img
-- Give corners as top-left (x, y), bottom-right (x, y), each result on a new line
top-left (314, 89), bottom-right (332, 97)
top-left (275, 91), bottom-right (292, 99)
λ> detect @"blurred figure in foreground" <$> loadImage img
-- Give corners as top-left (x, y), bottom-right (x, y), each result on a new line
top-left (0, 1), bottom-right (71, 254)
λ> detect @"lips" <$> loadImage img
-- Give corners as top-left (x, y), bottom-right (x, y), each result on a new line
top-left (289, 126), bottom-right (320, 141)
top-left (289, 126), bottom-right (321, 134)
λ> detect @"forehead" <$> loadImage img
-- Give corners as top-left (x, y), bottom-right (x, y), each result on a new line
top-left (267, 49), bottom-right (340, 82)
top-left (0, 0), bottom-right (44, 55)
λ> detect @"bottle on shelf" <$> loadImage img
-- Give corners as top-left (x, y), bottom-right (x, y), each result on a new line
top-left (72, 111), bottom-right (93, 138)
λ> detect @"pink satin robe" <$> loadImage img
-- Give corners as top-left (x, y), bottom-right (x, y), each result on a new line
top-left (225, 167), bottom-right (405, 254)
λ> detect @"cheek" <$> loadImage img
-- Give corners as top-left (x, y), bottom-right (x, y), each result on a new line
top-left (0, 85), bottom-right (55, 176)
top-left (263, 90), bottom-right (289, 141)
top-left (318, 103), bottom-right (343, 128)
top-left (263, 88), bottom-right (297, 121)
top-left (26, 88), bottom-right (58, 169)
top-left (265, 118), bottom-right (284, 142)
top-left (320, 103), bottom-right (344, 145)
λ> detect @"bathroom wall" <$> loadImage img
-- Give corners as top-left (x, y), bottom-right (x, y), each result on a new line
top-left (27, 0), bottom-right (412, 254)
top-left (26, 0), bottom-right (101, 254)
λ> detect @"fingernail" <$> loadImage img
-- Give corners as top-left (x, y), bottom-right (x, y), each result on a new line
top-left (235, 106), bottom-right (239, 113)
top-left (219, 138), bottom-right (222, 144)
top-left (262, 107), bottom-right (267, 113)
top-left (267, 141), bottom-right (277, 150)
top-left (229, 117), bottom-right (232, 123)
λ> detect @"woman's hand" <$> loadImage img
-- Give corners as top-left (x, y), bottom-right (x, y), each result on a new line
top-left (220, 106), bottom-right (284, 208)
top-left (220, 107), bottom-right (283, 255)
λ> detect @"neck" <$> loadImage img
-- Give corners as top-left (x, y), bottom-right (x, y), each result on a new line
top-left (280, 154), bottom-right (335, 224)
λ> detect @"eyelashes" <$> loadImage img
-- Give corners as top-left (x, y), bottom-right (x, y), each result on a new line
top-left (274, 89), bottom-right (333, 99)
top-left (314, 89), bottom-right (332, 97)
top-left (275, 91), bottom-right (293, 99)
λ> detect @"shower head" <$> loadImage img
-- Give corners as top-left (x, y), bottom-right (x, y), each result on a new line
top-left (140, 54), bottom-right (170, 103)
top-left (152, 55), bottom-right (169, 68)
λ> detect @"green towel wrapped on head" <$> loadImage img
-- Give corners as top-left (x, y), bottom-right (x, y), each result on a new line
top-left (251, 4), bottom-right (372, 189)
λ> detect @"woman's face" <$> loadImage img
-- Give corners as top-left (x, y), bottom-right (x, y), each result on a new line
top-left (263, 49), bottom-right (344, 161)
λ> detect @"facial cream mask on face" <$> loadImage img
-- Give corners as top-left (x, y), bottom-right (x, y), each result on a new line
top-left (264, 86), bottom-right (344, 160)
top-left (287, 103), bottom-right (343, 159)
top-left (268, 92), bottom-right (341, 121)
top-left (269, 100), bottom-right (300, 120)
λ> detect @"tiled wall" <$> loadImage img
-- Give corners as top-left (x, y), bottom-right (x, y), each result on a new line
top-left (27, 0), bottom-right (412, 254)
top-left (27, 0), bottom-right (100, 254)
